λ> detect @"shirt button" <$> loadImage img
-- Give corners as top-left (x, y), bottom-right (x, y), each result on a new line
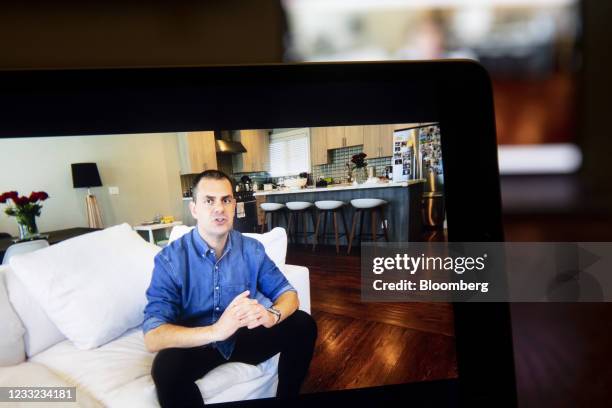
top-left (215, 265), bottom-right (219, 270)
top-left (215, 307), bottom-right (220, 311)
top-left (215, 286), bottom-right (219, 291)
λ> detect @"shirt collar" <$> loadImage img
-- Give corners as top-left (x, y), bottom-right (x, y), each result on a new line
top-left (192, 228), bottom-right (234, 259)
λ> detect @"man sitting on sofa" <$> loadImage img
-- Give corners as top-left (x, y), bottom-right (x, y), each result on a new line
top-left (143, 169), bottom-right (317, 407)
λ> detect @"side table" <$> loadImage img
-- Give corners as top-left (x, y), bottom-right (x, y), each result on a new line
top-left (0, 227), bottom-right (100, 264)
top-left (133, 221), bottom-right (183, 246)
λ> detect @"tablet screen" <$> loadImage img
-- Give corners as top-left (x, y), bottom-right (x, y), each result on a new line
top-left (0, 121), bottom-right (456, 404)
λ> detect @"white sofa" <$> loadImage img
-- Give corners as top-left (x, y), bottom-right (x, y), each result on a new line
top-left (0, 224), bottom-right (310, 407)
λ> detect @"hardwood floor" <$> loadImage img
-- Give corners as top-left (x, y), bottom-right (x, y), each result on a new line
top-left (286, 243), bottom-right (458, 394)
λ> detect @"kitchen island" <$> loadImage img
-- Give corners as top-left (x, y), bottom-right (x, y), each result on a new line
top-left (254, 180), bottom-right (425, 244)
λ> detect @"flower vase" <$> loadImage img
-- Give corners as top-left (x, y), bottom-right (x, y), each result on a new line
top-left (17, 214), bottom-right (39, 240)
top-left (354, 166), bottom-right (368, 184)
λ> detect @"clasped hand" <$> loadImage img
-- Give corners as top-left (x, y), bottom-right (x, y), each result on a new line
top-left (212, 290), bottom-right (276, 342)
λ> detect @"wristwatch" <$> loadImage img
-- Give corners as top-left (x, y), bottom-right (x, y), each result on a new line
top-left (266, 307), bottom-right (281, 324)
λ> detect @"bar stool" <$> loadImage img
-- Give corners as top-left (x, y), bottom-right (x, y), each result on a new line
top-left (259, 202), bottom-right (288, 233)
top-left (312, 200), bottom-right (349, 254)
top-left (347, 198), bottom-right (389, 254)
top-left (286, 201), bottom-right (316, 245)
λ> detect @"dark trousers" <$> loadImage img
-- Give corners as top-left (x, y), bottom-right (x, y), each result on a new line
top-left (151, 310), bottom-right (317, 407)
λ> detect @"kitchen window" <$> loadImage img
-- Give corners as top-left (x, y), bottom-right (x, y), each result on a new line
top-left (268, 128), bottom-right (311, 177)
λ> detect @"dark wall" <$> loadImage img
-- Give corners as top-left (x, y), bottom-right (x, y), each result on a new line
top-left (509, 3), bottom-right (612, 407)
top-left (580, 0), bottom-right (612, 207)
top-left (0, 1), bottom-right (285, 69)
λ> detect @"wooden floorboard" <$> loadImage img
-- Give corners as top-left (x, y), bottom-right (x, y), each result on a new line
top-left (287, 243), bottom-right (458, 394)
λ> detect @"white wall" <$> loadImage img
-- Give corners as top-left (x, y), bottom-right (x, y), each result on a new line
top-left (0, 133), bottom-right (183, 235)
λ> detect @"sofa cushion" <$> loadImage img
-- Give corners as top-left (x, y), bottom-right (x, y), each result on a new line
top-left (0, 266), bottom-right (26, 366)
top-left (280, 264), bottom-right (311, 314)
top-left (4, 265), bottom-right (66, 357)
top-left (243, 227), bottom-right (287, 269)
top-left (167, 225), bottom-right (194, 244)
top-left (9, 223), bottom-right (160, 349)
top-left (0, 361), bottom-right (104, 407)
top-left (169, 226), bottom-right (287, 268)
top-left (31, 327), bottom-right (279, 406)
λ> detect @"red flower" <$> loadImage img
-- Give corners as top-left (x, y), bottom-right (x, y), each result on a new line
top-left (26, 191), bottom-right (49, 203)
top-left (29, 192), bottom-right (40, 202)
top-left (15, 196), bottom-right (29, 206)
top-left (0, 191), bottom-right (18, 204)
top-left (0, 191), bottom-right (47, 205)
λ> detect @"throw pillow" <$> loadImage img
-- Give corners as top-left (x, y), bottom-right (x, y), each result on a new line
top-left (9, 223), bottom-right (160, 349)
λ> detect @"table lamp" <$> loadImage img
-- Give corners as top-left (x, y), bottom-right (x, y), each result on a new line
top-left (71, 163), bottom-right (103, 228)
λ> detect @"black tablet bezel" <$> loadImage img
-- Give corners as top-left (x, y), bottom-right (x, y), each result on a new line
top-left (0, 61), bottom-right (516, 407)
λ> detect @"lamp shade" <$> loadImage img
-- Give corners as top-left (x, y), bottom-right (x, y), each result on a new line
top-left (71, 163), bottom-right (102, 188)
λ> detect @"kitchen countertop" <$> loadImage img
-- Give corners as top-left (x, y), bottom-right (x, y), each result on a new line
top-left (253, 179), bottom-right (424, 196)
top-left (261, 179), bottom-right (426, 242)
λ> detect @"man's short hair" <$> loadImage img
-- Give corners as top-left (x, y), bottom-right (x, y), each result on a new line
top-left (191, 170), bottom-right (235, 203)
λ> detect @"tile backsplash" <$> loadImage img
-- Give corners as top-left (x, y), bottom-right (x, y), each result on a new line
top-left (232, 171), bottom-right (269, 187)
top-left (233, 145), bottom-right (391, 186)
top-left (312, 145), bottom-right (391, 182)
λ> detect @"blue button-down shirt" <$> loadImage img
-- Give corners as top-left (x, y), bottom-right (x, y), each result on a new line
top-left (143, 228), bottom-right (296, 359)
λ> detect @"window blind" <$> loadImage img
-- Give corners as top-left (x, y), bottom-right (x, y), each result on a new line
top-left (268, 129), bottom-right (311, 177)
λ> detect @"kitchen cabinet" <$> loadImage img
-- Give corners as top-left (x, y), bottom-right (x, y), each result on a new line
top-left (178, 131), bottom-right (217, 175)
top-left (363, 125), bottom-right (381, 158)
top-left (326, 126), bottom-right (364, 150)
top-left (310, 127), bottom-right (329, 165)
top-left (325, 126), bottom-right (345, 150)
top-left (363, 124), bottom-right (415, 158)
top-left (344, 125), bottom-right (364, 147)
top-left (248, 129), bottom-right (269, 172)
top-left (233, 129), bottom-right (270, 173)
top-left (379, 124), bottom-right (396, 157)
top-left (363, 125), bottom-right (393, 158)
top-left (312, 124), bottom-right (404, 164)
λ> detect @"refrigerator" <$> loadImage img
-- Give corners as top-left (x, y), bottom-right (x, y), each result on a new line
top-left (392, 125), bottom-right (443, 183)
top-left (391, 128), bottom-right (418, 183)
top-left (418, 125), bottom-right (443, 178)
top-left (392, 124), bottom-right (445, 228)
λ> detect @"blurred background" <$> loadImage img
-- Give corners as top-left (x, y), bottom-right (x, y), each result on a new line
top-left (1, 0), bottom-right (611, 405)
top-left (283, 0), bottom-right (580, 145)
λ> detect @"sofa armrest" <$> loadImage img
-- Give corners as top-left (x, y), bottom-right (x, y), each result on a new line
top-left (280, 264), bottom-right (311, 315)
top-left (0, 266), bottom-right (26, 366)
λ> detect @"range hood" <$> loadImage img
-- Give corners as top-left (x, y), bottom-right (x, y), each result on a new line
top-left (215, 131), bottom-right (246, 154)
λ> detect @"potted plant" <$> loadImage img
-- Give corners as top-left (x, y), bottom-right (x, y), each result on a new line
top-left (350, 152), bottom-right (368, 184)
top-left (0, 191), bottom-right (49, 240)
